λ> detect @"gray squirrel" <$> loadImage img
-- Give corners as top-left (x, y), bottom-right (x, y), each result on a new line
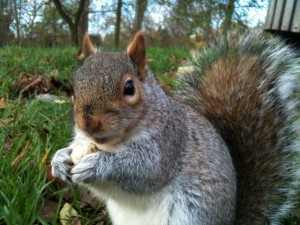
top-left (51, 31), bottom-right (300, 225)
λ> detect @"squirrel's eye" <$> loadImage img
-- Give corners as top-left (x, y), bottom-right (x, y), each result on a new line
top-left (123, 80), bottom-right (135, 96)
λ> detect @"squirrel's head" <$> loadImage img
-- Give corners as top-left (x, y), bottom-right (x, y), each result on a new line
top-left (72, 32), bottom-right (148, 149)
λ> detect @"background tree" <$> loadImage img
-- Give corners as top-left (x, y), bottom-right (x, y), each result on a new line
top-left (154, 0), bottom-right (265, 45)
top-left (52, 0), bottom-right (90, 46)
top-left (36, 1), bottom-right (71, 46)
top-left (12, 0), bottom-right (21, 44)
top-left (0, 0), bottom-right (14, 46)
top-left (132, 0), bottom-right (148, 34)
top-left (0, 0), bottom-right (267, 47)
top-left (221, 0), bottom-right (235, 34)
top-left (78, 0), bottom-right (90, 45)
top-left (114, 0), bottom-right (122, 47)
top-left (23, 0), bottom-right (44, 43)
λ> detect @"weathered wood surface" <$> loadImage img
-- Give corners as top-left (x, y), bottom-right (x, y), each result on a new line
top-left (265, 0), bottom-right (300, 33)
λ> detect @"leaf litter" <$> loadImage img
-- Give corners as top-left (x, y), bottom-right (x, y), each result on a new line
top-left (11, 71), bottom-right (72, 97)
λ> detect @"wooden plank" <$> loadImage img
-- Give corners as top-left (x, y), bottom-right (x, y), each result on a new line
top-left (265, 0), bottom-right (277, 29)
top-left (291, 0), bottom-right (300, 32)
top-left (281, 0), bottom-right (296, 31)
top-left (272, 0), bottom-right (286, 30)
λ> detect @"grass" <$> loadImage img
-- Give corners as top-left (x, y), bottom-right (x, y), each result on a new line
top-left (0, 97), bottom-right (73, 224)
top-left (147, 47), bottom-right (189, 90)
top-left (0, 45), bottom-right (188, 224)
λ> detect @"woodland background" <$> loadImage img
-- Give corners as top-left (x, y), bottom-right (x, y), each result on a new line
top-left (0, 0), bottom-right (267, 48)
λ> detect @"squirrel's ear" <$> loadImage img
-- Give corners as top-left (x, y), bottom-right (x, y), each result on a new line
top-left (127, 31), bottom-right (146, 79)
top-left (78, 33), bottom-right (95, 60)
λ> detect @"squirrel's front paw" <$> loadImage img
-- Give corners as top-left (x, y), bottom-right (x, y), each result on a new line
top-left (71, 152), bottom-right (99, 184)
top-left (51, 148), bottom-right (73, 181)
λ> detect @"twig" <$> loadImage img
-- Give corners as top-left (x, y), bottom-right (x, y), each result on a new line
top-left (21, 75), bottom-right (43, 92)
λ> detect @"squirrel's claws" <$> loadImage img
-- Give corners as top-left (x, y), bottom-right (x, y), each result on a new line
top-left (51, 148), bottom-right (73, 182)
top-left (71, 153), bottom-right (98, 184)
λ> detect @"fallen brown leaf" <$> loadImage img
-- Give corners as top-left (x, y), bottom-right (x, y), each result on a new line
top-left (0, 117), bottom-right (14, 126)
top-left (79, 187), bottom-right (105, 209)
top-left (60, 203), bottom-right (79, 225)
top-left (166, 85), bottom-right (173, 91)
top-left (49, 69), bottom-right (59, 77)
top-left (47, 165), bottom-right (67, 188)
top-left (95, 222), bottom-right (104, 225)
top-left (169, 55), bottom-right (178, 63)
top-left (72, 217), bottom-right (82, 225)
top-left (0, 98), bottom-right (8, 109)
top-left (164, 71), bottom-right (176, 78)
top-left (12, 149), bottom-right (27, 167)
top-left (40, 149), bottom-right (66, 187)
top-left (41, 199), bottom-right (59, 222)
top-left (11, 72), bottom-right (72, 96)
top-left (4, 140), bottom-right (12, 150)
top-left (39, 149), bottom-right (51, 170)
top-left (22, 75), bottom-right (43, 92)
top-left (146, 58), bottom-right (153, 63)
top-left (19, 71), bottom-right (27, 79)
top-left (95, 221), bottom-right (104, 225)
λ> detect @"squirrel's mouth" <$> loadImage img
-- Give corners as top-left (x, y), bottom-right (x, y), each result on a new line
top-left (95, 137), bottom-right (110, 144)
top-left (94, 135), bottom-right (120, 144)
top-left (86, 130), bottom-right (121, 146)
top-left (87, 131), bottom-right (114, 144)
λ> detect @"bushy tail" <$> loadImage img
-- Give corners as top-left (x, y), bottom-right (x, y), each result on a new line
top-left (176, 32), bottom-right (300, 224)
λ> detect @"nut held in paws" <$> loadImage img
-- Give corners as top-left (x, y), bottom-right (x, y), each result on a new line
top-left (71, 143), bottom-right (98, 164)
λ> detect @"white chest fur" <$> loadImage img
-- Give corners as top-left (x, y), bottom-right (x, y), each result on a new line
top-left (86, 183), bottom-right (170, 225)
top-left (107, 198), bottom-right (167, 225)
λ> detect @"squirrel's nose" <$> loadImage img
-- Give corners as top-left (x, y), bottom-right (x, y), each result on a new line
top-left (86, 124), bottom-right (101, 135)
top-left (76, 112), bottom-right (110, 135)
top-left (84, 119), bottom-right (103, 135)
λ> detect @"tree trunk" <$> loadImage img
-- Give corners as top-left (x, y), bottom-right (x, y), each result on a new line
top-left (203, 1), bottom-right (213, 41)
top-left (52, 0), bottom-right (87, 46)
top-left (221, 0), bottom-right (235, 34)
top-left (114, 0), bottom-right (122, 48)
top-left (0, 0), bottom-right (13, 46)
top-left (70, 25), bottom-right (78, 47)
top-left (132, 0), bottom-right (148, 34)
top-left (78, 0), bottom-right (89, 45)
top-left (12, 0), bottom-right (20, 45)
